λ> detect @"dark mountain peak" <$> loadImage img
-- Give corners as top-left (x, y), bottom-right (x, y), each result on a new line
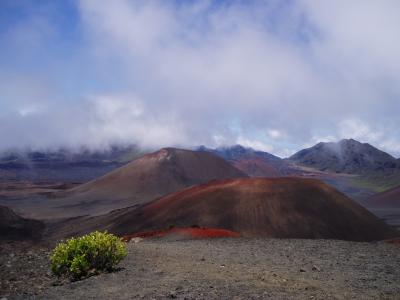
top-left (216, 144), bottom-right (255, 157)
top-left (211, 144), bottom-right (280, 161)
top-left (226, 144), bottom-right (252, 152)
top-left (339, 138), bottom-right (360, 144)
top-left (337, 138), bottom-right (374, 150)
top-left (196, 145), bottom-right (212, 152)
top-left (195, 144), bottom-right (287, 177)
top-left (312, 139), bottom-right (363, 151)
top-left (289, 139), bottom-right (399, 174)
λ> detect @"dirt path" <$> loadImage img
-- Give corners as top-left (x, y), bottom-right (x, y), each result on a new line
top-left (2, 238), bottom-right (400, 299)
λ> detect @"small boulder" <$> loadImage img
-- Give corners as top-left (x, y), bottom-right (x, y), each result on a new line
top-left (130, 237), bottom-right (143, 244)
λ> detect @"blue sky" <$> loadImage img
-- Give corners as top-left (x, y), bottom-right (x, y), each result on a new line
top-left (0, 0), bottom-right (400, 157)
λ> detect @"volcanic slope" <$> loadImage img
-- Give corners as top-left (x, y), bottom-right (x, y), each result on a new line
top-left (50, 148), bottom-right (247, 218)
top-left (289, 139), bottom-right (399, 174)
top-left (51, 178), bottom-right (397, 242)
top-left (0, 206), bottom-right (44, 241)
top-left (198, 145), bottom-right (290, 177)
top-left (365, 185), bottom-right (400, 208)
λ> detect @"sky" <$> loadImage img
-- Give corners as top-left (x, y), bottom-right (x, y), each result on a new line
top-left (0, 0), bottom-right (400, 158)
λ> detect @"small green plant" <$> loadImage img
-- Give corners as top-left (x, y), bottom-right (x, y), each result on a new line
top-left (50, 231), bottom-right (127, 280)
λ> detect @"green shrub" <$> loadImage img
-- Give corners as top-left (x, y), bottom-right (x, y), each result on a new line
top-left (50, 231), bottom-right (127, 280)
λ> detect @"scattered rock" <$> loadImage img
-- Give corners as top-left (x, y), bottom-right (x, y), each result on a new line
top-left (168, 291), bottom-right (177, 298)
top-left (2, 239), bottom-right (400, 299)
top-left (130, 237), bottom-right (143, 244)
top-left (312, 265), bottom-right (321, 272)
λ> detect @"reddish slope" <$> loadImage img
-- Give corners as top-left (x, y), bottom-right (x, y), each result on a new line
top-left (232, 158), bottom-right (281, 177)
top-left (50, 148), bottom-right (247, 218)
top-left (365, 186), bottom-right (400, 208)
top-left (52, 178), bottom-right (396, 242)
top-left (122, 227), bottom-right (240, 241)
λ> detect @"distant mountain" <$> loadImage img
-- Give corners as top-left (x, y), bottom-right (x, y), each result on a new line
top-left (198, 145), bottom-right (280, 161)
top-left (197, 145), bottom-right (290, 177)
top-left (47, 148), bottom-right (247, 218)
top-left (289, 139), bottom-right (399, 174)
top-left (51, 178), bottom-right (396, 242)
top-left (0, 205), bottom-right (44, 241)
top-left (0, 145), bottom-right (146, 182)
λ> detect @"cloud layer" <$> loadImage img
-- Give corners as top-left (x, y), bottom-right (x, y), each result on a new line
top-left (1, 0), bottom-right (400, 157)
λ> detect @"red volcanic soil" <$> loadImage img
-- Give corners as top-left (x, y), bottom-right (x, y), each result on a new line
top-left (48, 148), bottom-right (247, 218)
top-left (122, 227), bottom-right (240, 241)
top-left (365, 185), bottom-right (400, 208)
top-left (52, 177), bottom-right (397, 242)
top-left (385, 238), bottom-right (400, 246)
top-left (232, 158), bottom-right (281, 177)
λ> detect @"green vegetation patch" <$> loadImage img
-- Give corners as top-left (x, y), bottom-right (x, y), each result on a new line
top-left (50, 231), bottom-right (127, 280)
top-left (349, 172), bottom-right (400, 194)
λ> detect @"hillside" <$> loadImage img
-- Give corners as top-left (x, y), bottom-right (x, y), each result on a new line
top-left (47, 148), bottom-right (247, 218)
top-left (365, 185), bottom-right (400, 208)
top-left (288, 139), bottom-right (400, 194)
top-left (289, 139), bottom-right (399, 174)
top-left (0, 206), bottom-right (44, 241)
top-left (50, 178), bottom-right (396, 241)
top-left (198, 145), bottom-right (290, 177)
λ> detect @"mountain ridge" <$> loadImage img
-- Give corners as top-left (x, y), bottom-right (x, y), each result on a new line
top-left (289, 139), bottom-right (399, 174)
top-left (0, 145), bottom-right (146, 182)
top-left (197, 144), bottom-right (289, 177)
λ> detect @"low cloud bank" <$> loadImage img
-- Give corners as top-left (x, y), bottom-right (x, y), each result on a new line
top-left (0, 0), bottom-right (399, 157)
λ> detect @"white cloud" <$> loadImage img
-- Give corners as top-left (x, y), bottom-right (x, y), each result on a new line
top-left (87, 94), bottom-right (188, 148)
top-left (337, 119), bottom-right (383, 142)
top-left (267, 129), bottom-right (285, 140)
top-left (1, 1), bottom-right (400, 157)
top-left (75, 0), bottom-right (400, 155)
top-left (17, 104), bottom-right (45, 117)
top-left (236, 137), bottom-right (274, 153)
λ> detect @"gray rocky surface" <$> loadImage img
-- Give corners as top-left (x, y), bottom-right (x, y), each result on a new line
top-left (1, 238), bottom-right (400, 299)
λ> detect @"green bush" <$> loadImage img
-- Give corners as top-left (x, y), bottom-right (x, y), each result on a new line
top-left (50, 231), bottom-right (127, 280)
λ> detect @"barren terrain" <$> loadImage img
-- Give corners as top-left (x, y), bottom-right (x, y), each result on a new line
top-left (45, 177), bottom-right (396, 242)
top-left (1, 238), bottom-right (399, 299)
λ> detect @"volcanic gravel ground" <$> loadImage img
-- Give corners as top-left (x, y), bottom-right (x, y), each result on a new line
top-left (1, 238), bottom-right (400, 299)
top-left (0, 242), bottom-right (52, 298)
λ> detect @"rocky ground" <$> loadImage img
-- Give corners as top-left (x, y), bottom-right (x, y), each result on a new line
top-left (1, 238), bottom-right (400, 299)
top-left (0, 241), bottom-right (53, 298)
